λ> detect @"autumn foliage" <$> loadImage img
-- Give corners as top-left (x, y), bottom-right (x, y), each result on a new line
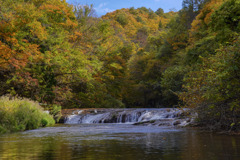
top-left (1, 0), bottom-right (240, 131)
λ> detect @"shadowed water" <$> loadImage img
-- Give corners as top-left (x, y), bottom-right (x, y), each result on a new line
top-left (0, 124), bottom-right (240, 160)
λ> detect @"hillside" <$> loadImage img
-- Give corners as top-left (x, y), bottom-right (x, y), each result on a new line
top-left (0, 0), bottom-right (240, 131)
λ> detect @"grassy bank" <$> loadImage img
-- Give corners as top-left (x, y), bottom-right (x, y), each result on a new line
top-left (0, 96), bottom-right (55, 134)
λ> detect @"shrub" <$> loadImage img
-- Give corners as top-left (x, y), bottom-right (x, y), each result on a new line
top-left (0, 96), bottom-right (55, 134)
top-left (49, 105), bottom-right (62, 123)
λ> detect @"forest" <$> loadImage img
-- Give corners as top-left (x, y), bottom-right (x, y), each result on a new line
top-left (0, 0), bottom-right (240, 132)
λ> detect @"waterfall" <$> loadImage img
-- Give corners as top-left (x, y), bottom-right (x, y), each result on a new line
top-left (64, 108), bottom-right (193, 126)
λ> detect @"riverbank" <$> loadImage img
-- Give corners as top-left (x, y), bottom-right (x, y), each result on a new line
top-left (0, 96), bottom-right (55, 134)
top-left (185, 123), bottom-right (240, 135)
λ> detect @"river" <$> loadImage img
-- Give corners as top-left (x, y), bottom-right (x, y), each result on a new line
top-left (0, 109), bottom-right (240, 160)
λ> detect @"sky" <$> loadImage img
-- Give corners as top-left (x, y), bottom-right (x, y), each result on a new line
top-left (66, 0), bottom-right (183, 16)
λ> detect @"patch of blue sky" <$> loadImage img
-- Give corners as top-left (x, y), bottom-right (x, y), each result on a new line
top-left (66, 0), bottom-right (182, 16)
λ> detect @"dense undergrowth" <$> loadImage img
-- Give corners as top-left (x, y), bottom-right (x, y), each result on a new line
top-left (0, 96), bottom-right (55, 134)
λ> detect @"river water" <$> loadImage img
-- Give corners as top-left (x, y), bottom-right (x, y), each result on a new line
top-left (0, 124), bottom-right (240, 160)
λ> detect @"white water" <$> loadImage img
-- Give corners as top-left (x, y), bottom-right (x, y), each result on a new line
top-left (64, 108), bottom-right (192, 126)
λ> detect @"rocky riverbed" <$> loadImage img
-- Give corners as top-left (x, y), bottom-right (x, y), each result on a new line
top-left (60, 108), bottom-right (196, 127)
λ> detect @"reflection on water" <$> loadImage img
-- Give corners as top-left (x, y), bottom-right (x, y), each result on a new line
top-left (0, 124), bottom-right (240, 160)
